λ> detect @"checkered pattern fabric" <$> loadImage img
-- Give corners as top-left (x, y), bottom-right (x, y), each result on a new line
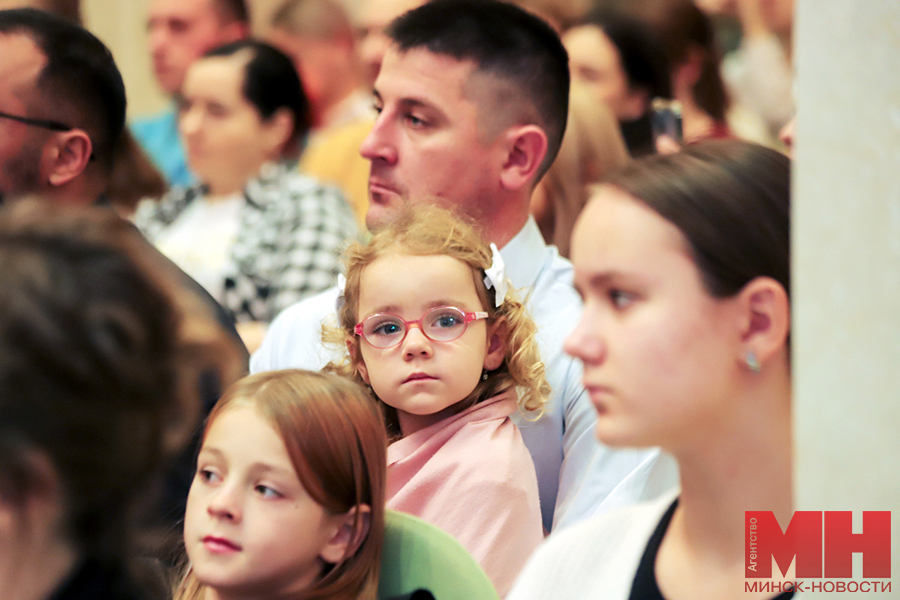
top-left (135, 161), bottom-right (359, 322)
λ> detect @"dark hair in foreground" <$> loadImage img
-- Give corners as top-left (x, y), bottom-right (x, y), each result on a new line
top-left (606, 140), bottom-right (790, 299)
top-left (204, 40), bottom-right (312, 157)
top-left (0, 9), bottom-right (126, 170)
top-left (176, 370), bottom-right (388, 600)
top-left (388, 0), bottom-right (570, 180)
top-left (0, 200), bottom-right (238, 578)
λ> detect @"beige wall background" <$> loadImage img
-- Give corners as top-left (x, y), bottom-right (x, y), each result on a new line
top-left (793, 1), bottom-right (900, 597)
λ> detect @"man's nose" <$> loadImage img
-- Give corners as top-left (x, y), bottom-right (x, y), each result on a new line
top-left (360, 110), bottom-right (398, 165)
top-left (148, 26), bottom-right (167, 57)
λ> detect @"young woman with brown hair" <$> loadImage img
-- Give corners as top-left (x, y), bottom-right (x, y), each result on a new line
top-left (510, 140), bottom-right (793, 600)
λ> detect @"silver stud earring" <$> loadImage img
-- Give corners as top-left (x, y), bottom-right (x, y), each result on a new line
top-left (746, 351), bottom-right (761, 374)
top-left (482, 369), bottom-right (489, 381)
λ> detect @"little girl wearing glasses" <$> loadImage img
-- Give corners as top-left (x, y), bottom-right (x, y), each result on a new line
top-left (326, 205), bottom-right (550, 596)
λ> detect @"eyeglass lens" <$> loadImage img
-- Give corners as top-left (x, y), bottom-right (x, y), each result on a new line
top-left (362, 307), bottom-right (471, 348)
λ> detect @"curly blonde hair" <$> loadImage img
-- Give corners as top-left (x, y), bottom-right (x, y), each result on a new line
top-left (324, 205), bottom-right (550, 434)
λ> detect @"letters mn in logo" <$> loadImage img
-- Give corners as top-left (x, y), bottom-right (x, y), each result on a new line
top-left (745, 511), bottom-right (891, 578)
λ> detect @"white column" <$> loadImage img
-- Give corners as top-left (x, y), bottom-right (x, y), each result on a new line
top-left (794, 1), bottom-right (900, 598)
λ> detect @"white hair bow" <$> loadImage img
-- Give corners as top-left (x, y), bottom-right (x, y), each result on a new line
top-left (482, 243), bottom-right (508, 307)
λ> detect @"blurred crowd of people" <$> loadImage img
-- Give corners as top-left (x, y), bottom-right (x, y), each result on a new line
top-left (0, 1), bottom-right (796, 599)
top-left (3, 0), bottom-right (796, 348)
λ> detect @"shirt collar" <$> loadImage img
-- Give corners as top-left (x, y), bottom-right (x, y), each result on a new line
top-left (498, 216), bottom-right (548, 289)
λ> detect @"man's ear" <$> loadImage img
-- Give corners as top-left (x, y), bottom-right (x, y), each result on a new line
top-left (347, 338), bottom-right (370, 384)
top-left (736, 276), bottom-right (790, 370)
top-left (319, 505), bottom-right (372, 564)
top-left (499, 125), bottom-right (548, 193)
top-left (45, 130), bottom-right (92, 188)
top-left (483, 316), bottom-right (507, 371)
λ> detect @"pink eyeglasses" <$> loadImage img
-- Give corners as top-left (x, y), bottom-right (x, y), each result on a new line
top-left (354, 306), bottom-right (488, 349)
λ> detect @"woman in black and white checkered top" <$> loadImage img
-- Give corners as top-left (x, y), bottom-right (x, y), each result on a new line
top-left (135, 40), bottom-right (359, 350)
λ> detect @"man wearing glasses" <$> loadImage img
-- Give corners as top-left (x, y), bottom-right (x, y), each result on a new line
top-left (0, 7), bottom-right (248, 527)
top-left (0, 10), bottom-right (118, 206)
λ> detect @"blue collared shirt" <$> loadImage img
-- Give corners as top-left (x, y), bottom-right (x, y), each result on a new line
top-left (131, 104), bottom-right (196, 188)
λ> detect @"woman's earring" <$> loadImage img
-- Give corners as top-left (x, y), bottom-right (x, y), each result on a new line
top-left (482, 369), bottom-right (489, 381)
top-left (746, 351), bottom-right (761, 374)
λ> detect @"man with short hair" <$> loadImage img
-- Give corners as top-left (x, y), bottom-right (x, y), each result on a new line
top-left (253, 0), bottom-right (677, 532)
top-left (132, 0), bottom-right (249, 187)
top-left (0, 8), bottom-right (125, 206)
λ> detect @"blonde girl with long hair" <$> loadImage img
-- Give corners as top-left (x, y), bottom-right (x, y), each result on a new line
top-left (325, 204), bottom-right (550, 596)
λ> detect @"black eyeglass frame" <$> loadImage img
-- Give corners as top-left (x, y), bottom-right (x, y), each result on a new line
top-left (0, 110), bottom-right (74, 131)
top-left (0, 110), bottom-right (96, 161)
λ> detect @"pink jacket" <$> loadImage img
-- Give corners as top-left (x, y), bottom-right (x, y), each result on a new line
top-left (386, 391), bottom-right (544, 597)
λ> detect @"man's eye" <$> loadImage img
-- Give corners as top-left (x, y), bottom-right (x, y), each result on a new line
top-left (207, 104), bottom-right (228, 118)
top-left (405, 113), bottom-right (427, 127)
top-left (170, 19), bottom-right (189, 34)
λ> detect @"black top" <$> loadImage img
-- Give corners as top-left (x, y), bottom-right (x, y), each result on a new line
top-left (47, 560), bottom-right (155, 600)
top-left (628, 500), bottom-right (794, 600)
top-left (383, 590), bottom-right (435, 600)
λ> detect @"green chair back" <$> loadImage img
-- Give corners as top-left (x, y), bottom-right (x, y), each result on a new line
top-left (378, 510), bottom-right (500, 600)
